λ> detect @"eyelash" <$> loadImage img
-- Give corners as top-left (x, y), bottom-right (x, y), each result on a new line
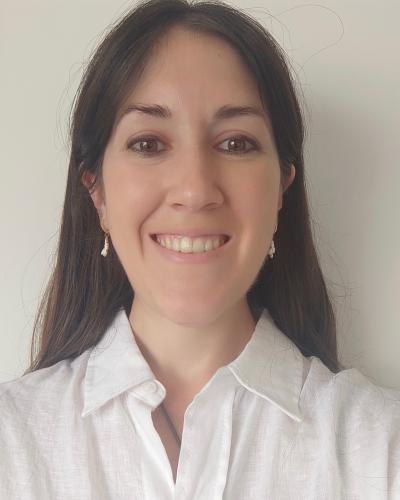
top-left (126, 135), bottom-right (260, 157)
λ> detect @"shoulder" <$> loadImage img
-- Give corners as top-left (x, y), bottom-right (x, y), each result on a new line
top-left (299, 357), bottom-right (400, 494)
top-left (0, 349), bottom-right (92, 425)
top-left (302, 355), bottom-right (400, 419)
top-left (0, 351), bottom-right (92, 496)
top-left (301, 355), bottom-right (400, 452)
top-left (303, 355), bottom-right (400, 416)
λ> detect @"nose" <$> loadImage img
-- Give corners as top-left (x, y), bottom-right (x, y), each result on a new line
top-left (165, 146), bottom-right (224, 212)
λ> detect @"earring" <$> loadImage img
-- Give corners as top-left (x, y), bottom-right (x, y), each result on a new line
top-left (101, 231), bottom-right (109, 257)
top-left (268, 221), bottom-right (278, 260)
top-left (268, 239), bottom-right (275, 259)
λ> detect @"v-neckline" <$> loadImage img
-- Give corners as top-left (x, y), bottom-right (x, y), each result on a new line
top-left (151, 404), bottom-right (185, 484)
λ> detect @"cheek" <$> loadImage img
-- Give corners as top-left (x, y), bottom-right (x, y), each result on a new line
top-left (103, 157), bottom-right (155, 230)
top-left (236, 167), bottom-right (280, 222)
top-left (111, 189), bottom-right (151, 233)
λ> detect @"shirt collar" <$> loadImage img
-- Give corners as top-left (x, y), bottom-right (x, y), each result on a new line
top-left (227, 308), bottom-right (305, 422)
top-left (81, 308), bottom-right (305, 422)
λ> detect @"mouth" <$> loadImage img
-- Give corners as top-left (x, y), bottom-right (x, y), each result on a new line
top-left (149, 233), bottom-right (232, 262)
top-left (150, 233), bottom-right (230, 248)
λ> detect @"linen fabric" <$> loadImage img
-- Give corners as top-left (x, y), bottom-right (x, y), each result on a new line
top-left (1, 308), bottom-right (399, 499)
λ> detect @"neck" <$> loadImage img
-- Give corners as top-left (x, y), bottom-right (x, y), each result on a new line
top-left (128, 299), bottom-right (256, 398)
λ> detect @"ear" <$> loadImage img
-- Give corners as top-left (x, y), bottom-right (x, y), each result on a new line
top-left (278, 164), bottom-right (296, 210)
top-left (81, 170), bottom-right (109, 232)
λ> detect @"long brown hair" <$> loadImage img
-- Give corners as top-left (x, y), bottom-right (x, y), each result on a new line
top-left (24, 0), bottom-right (344, 376)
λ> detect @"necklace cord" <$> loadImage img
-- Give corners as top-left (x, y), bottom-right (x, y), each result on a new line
top-left (160, 401), bottom-right (182, 448)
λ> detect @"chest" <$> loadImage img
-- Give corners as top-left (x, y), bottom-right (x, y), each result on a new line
top-left (151, 406), bottom-right (184, 484)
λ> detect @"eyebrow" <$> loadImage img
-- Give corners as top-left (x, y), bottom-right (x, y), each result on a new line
top-left (115, 103), bottom-right (268, 127)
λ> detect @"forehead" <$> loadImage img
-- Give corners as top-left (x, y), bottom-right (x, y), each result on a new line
top-left (127, 27), bottom-right (262, 108)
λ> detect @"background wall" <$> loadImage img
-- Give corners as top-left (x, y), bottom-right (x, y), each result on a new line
top-left (1, 0), bottom-right (399, 388)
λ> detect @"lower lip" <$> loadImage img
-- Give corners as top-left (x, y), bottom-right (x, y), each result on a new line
top-left (150, 235), bottom-right (231, 263)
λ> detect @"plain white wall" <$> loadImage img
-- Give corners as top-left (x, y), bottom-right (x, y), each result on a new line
top-left (1, 0), bottom-right (399, 388)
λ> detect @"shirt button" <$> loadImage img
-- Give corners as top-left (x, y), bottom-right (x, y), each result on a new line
top-left (143, 381), bottom-right (158, 393)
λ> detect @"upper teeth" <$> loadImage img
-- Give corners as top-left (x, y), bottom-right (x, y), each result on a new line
top-left (155, 235), bottom-right (226, 253)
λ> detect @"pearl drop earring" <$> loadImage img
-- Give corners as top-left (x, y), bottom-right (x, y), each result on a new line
top-left (101, 232), bottom-right (109, 257)
top-left (268, 239), bottom-right (275, 259)
top-left (268, 221), bottom-right (278, 260)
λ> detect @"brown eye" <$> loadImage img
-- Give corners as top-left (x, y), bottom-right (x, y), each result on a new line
top-left (220, 137), bottom-right (257, 154)
top-left (127, 136), bottom-right (165, 155)
top-left (229, 139), bottom-right (243, 151)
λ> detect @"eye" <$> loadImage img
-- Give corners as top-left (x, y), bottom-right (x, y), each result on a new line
top-left (126, 135), bottom-right (259, 156)
top-left (219, 136), bottom-right (259, 155)
top-left (127, 136), bottom-right (164, 155)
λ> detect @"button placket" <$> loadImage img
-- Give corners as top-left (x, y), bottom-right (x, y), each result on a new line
top-left (175, 370), bottom-right (235, 500)
top-left (124, 390), bottom-right (175, 499)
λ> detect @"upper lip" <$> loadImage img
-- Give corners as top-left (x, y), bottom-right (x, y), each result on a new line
top-left (151, 230), bottom-right (231, 238)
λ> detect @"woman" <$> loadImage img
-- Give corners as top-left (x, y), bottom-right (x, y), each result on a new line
top-left (1, 0), bottom-right (399, 498)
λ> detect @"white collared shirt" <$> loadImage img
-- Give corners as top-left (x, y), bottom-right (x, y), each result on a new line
top-left (1, 308), bottom-right (399, 499)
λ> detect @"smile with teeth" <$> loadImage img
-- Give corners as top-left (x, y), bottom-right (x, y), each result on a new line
top-left (154, 235), bottom-right (228, 253)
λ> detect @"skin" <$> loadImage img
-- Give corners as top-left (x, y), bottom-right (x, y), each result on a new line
top-left (82, 26), bottom-right (295, 412)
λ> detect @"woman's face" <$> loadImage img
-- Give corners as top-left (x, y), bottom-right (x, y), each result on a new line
top-left (84, 26), bottom-right (295, 325)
